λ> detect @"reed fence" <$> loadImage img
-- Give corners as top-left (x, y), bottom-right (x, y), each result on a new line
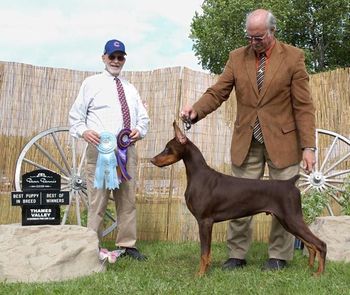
top-left (0, 61), bottom-right (349, 242)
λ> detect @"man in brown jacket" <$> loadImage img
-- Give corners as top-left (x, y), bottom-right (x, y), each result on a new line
top-left (181, 9), bottom-right (316, 271)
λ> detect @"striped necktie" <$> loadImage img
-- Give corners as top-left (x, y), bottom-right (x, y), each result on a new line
top-left (115, 78), bottom-right (131, 129)
top-left (256, 53), bottom-right (266, 92)
top-left (253, 53), bottom-right (266, 144)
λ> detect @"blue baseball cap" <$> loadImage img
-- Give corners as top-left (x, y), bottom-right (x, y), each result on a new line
top-left (104, 39), bottom-right (127, 55)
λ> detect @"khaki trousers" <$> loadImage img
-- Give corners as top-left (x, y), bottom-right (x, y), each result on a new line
top-left (227, 139), bottom-right (299, 261)
top-left (86, 144), bottom-right (138, 248)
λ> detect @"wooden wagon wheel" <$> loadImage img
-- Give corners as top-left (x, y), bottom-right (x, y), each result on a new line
top-left (299, 129), bottom-right (350, 215)
top-left (14, 126), bottom-right (117, 237)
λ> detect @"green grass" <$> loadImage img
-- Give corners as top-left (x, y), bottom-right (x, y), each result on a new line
top-left (1, 241), bottom-right (349, 295)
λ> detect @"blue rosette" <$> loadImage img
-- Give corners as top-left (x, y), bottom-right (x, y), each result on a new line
top-left (94, 132), bottom-right (120, 189)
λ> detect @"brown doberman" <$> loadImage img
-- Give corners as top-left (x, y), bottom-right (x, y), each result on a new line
top-left (151, 121), bottom-right (326, 276)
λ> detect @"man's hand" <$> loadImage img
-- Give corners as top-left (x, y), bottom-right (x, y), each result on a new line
top-left (82, 130), bottom-right (100, 146)
top-left (180, 104), bottom-right (197, 122)
top-left (302, 149), bottom-right (316, 174)
top-left (129, 129), bottom-right (141, 142)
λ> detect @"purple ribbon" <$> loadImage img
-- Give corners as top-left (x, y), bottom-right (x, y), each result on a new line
top-left (116, 129), bottom-right (132, 182)
top-left (117, 128), bottom-right (132, 149)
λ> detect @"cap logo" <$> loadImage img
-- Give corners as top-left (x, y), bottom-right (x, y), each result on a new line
top-left (114, 41), bottom-right (120, 48)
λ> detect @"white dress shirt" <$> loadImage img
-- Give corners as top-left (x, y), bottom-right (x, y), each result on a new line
top-left (69, 70), bottom-right (149, 138)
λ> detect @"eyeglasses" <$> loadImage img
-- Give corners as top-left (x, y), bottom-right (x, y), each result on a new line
top-left (108, 54), bottom-right (126, 62)
top-left (245, 32), bottom-right (268, 42)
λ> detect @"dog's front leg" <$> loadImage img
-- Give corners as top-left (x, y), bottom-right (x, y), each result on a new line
top-left (197, 219), bottom-right (214, 276)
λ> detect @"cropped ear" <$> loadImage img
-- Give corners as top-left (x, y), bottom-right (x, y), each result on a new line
top-left (173, 120), bottom-right (187, 144)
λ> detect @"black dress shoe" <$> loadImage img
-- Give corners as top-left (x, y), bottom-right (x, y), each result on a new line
top-left (262, 258), bottom-right (287, 271)
top-left (222, 258), bottom-right (247, 270)
top-left (121, 247), bottom-right (148, 261)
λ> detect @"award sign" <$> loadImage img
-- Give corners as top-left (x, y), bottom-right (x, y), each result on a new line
top-left (11, 169), bottom-right (69, 225)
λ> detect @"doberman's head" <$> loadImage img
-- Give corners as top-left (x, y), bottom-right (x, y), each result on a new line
top-left (150, 121), bottom-right (188, 167)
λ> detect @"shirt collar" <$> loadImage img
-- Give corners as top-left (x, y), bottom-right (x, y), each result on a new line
top-left (265, 40), bottom-right (275, 58)
top-left (103, 70), bottom-right (119, 79)
top-left (261, 39), bottom-right (276, 58)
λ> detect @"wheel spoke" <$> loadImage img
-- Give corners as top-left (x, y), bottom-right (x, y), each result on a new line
top-left (61, 180), bottom-right (70, 185)
top-left (325, 203), bottom-right (335, 216)
top-left (60, 175), bottom-right (70, 182)
top-left (101, 209), bottom-right (118, 236)
top-left (33, 142), bottom-right (70, 177)
top-left (78, 191), bottom-right (89, 208)
top-left (61, 184), bottom-right (71, 190)
top-left (23, 158), bottom-right (70, 181)
top-left (324, 178), bottom-right (345, 185)
top-left (325, 189), bottom-right (342, 204)
top-left (299, 172), bottom-right (309, 179)
top-left (61, 202), bottom-right (71, 225)
top-left (102, 222), bottom-right (118, 237)
top-left (323, 150), bottom-right (350, 175)
top-left (75, 193), bottom-right (81, 226)
top-left (23, 158), bottom-right (52, 171)
top-left (71, 137), bottom-right (77, 176)
top-left (298, 181), bottom-right (310, 187)
top-left (326, 169), bottom-right (350, 179)
top-left (52, 132), bottom-right (72, 175)
top-left (315, 130), bottom-right (319, 171)
top-left (301, 184), bottom-right (313, 194)
top-left (78, 144), bottom-right (88, 175)
top-left (324, 182), bottom-right (345, 193)
top-left (105, 210), bottom-right (116, 222)
top-left (319, 136), bottom-right (338, 172)
top-left (316, 185), bottom-right (327, 192)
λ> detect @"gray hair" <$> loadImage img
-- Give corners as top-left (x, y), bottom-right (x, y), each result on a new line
top-left (246, 10), bottom-right (277, 33)
top-left (266, 11), bottom-right (277, 33)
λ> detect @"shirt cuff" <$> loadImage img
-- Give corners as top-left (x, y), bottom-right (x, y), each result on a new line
top-left (303, 147), bottom-right (316, 151)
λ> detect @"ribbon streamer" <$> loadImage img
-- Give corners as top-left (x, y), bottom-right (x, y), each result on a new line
top-left (94, 132), bottom-right (119, 189)
top-left (116, 128), bottom-right (132, 182)
top-left (99, 248), bottom-right (125, 264)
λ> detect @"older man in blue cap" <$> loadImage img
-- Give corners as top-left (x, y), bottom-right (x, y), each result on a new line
top-left (69, 39), bottom-right (150, 261)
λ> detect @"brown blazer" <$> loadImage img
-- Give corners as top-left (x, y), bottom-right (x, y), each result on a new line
top-left (193, 40), bottom-right (315, 169)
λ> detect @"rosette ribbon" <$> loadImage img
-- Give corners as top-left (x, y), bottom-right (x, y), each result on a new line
top-left (99, 248), bottom-right (125, 264)
top-left (94, 132), bottom-right (120, 189)
top-left (116, 128), bottom-right (132, 182)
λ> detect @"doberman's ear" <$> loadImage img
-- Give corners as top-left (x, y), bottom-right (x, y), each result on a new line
top-left (173, 120), bottom-right (187, 144)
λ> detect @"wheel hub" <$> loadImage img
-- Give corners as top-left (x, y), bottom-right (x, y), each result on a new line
top-left (308, 171), bottom-right (326, 189)
top-left (71, 175), bottom-right (85, 191)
